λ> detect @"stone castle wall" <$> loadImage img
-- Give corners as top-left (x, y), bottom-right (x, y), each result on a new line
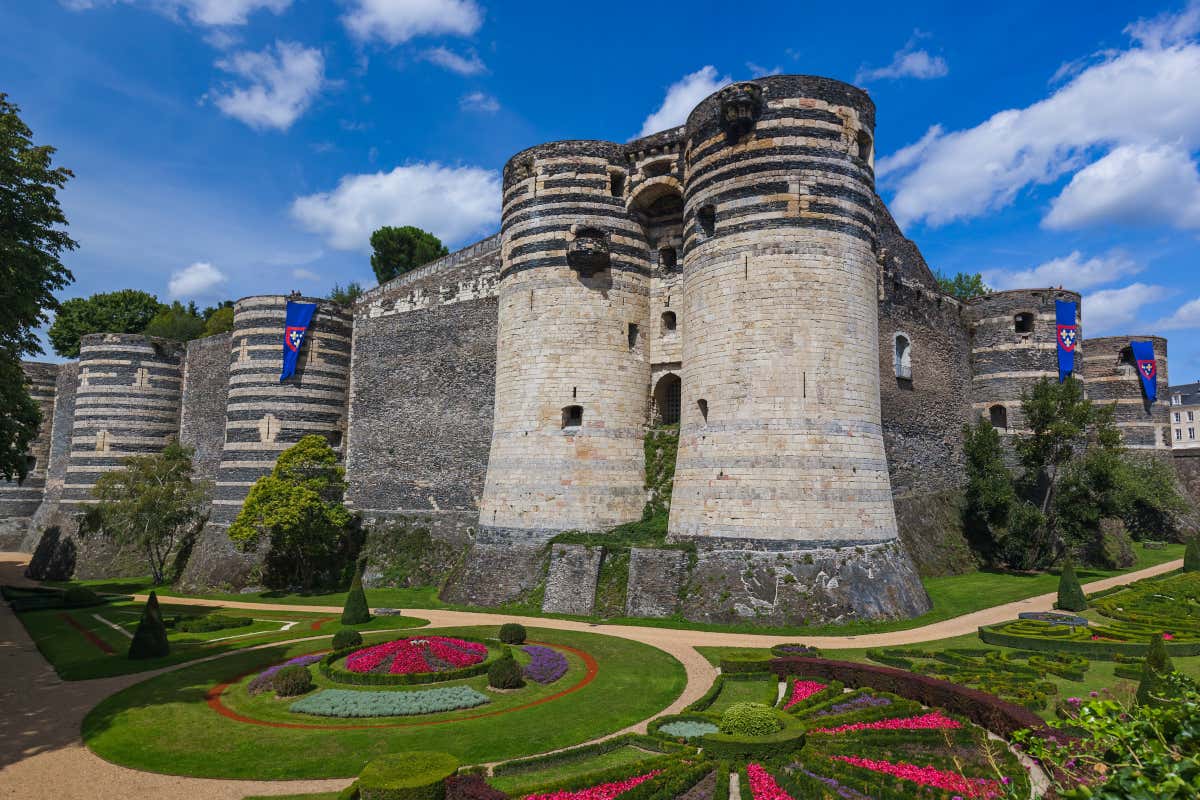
top-left (179, 332), bottom-right (232, 485)
top-left (1081, 335), bottom-right (1171, 452)
top-left (0, 362), bottom-right (58, 549)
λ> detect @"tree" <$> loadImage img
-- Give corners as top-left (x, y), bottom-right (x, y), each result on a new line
top-left (329, 282), bottom-right (364, 305)
top-left (1056, 560), bottom-right (1087, 612)
top-left (370, 226), bottom-right (448, 284)
top-left (79, 442), bottom-right (211, 584)
top-left (144, 301), bottom-right (206, 343)
top-left (203, 305), bottom-right (235, 336)
top-left (936, 271), bottom-right (990, 301)
top-left (0, 94), bottom-right (76, 480)
top-left (1185, 538), bottom-right (1200, 572)
top-left (341, 555), bottom-right (371, 624)
top-left (1136, 633), bottom-right (1176, 707)
top-left (128, 590), bottom-right (170, 659)
top-left (48, 289), bottom-right (163, 357)
top-left (228, 435), bottom-right (357, 589)
top-left (962, 418), bottom-right (1016, 559)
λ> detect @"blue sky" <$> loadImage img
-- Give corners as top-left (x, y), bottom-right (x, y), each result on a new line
top-left (4, 1), bottom-right (1200, 381)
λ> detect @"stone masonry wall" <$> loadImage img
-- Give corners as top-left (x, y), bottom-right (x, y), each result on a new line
top-left (24, 363), bottom-right (78, 553)
top-left (541, 543), bottom-right (602, 615)
top-left (626, 547), bottom-right (689, 618)
top-left (1081, 335), bottom-right (1171, 453)
top-left (179, 332), bottom-right (232, 485)
top-left (0, 362), bottom-right (58, 549)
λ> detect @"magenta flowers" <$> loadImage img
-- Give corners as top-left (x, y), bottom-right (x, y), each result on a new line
top-left (833, 756), bottom-right (1001, 798)
top-left (812, 711), bottom-right (963, 735)
top-left (783, 680), bottom-right (827, 710)
top-left (525, 771), bottom-right (661, 800)
top-left (344, 636), bottom-right (487, 675)
top-left (746, 763), bottom-right (793, 800)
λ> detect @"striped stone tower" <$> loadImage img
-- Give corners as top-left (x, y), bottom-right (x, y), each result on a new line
top-left (477, 140), bottom-right (652, 542)
top-left (61, 334), bottom-right (185, 509)
top-left (967, 289), bottom-right (1083, 435)
top-left (0, 362), bottom-right (58, 549)
top-left (1082, 335), bottom-right (1170, 453)
top-left (208, 295), bottom-right (353, 527)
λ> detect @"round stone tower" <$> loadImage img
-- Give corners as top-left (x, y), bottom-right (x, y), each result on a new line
top-left (61, 334), bottom-right (185, 508)
top-left (1082, 335), bottom-right (1170, 453)
top-left (0, 362), bottom-right (58, 548)
top-left (966, 288), bottom-right (1082, 434)
top-left (665, 76), bottom-right (929, 621)
top-left (208, 295), bottom-right (353, 527)
top-left (476, 140), bottom-right (652, 542)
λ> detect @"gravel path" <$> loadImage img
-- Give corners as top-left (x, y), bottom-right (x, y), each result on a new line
top-left (0, 551), bottom-right (1181, 799)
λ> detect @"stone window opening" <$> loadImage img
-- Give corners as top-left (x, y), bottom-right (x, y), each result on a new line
top-left (659, 246), bottom-right (678, 271)
top-left (1118, 346), bottom-right (1138, 378)
top-left (697, 398), bottom-right (709, 424)
top-left (989, 404), bottom-right (1008, 431)
top-left (894, 333), bottom-right (913, 384)
top-left (643, 159), bottom-right (673, 178)
top-left (1014, 312), bottom-right (1035, 334)
top-left (562, 405), bottom-right (583, 430)
top-left (856, 130), bottom-right (873, 161)
top-left (697, 205), bottom-right (716, 237)
top-left (661, 311), bottom-right (677, 332)
top-left (653, 373), bottom-right (682, 426)
top-left (609, 170), bottom-right (625, 198)
top-left (627, 323), bottom-right (639, 349)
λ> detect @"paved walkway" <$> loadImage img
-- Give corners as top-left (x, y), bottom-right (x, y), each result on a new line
top-left (0, 551), bottom-right (1182, 799)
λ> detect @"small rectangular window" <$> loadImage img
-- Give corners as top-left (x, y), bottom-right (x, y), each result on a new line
top-left (697, 398), bottom-right (708, 423)
top-left (562, 405), bottom-right (583, 429)
top-left (1191, 411), bottom-right (1195, 422)
top-left (1177, 428), bottom-right (1183, 440)
top-left (659, 247), bottom-right (677, 271)
top-left (1191, 428), bottom-right (1196, 440)
top-left (1176, 412), bottom-right (1182, 423)
top-left (627, 323), bottom-right (639, 349)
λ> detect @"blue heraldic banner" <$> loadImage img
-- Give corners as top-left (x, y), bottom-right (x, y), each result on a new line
top-left (280, 300), bottom-right (317, 382)
top-left (1130, 340), bottom-right (1158, 403)
top-left (1055, 300), bottom-right (1078, 383)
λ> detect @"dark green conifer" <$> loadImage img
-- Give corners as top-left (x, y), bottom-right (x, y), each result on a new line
top-left (1136, 633), bottom-right (1175, 707)
top-left (1056, 560), bottom-right (1088, 612)
top-left (341, 556), bottom-right (371, 625)
top-left (1184, 538), bottom-right (1200, 572)
top-left (128, 590), bottom-right (169, 659)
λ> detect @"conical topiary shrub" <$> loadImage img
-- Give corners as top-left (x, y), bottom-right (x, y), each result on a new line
top-left (128, 590), bottom-right (170, 660)
top-left (1136, 633), bottom-right (1175, 707)
top-left (1056, 560), bottom-right (1088, 612)
top-left (1184, 538), bottom-right (1200, 572)
top-left (341, 556), bottom-right (371, 625)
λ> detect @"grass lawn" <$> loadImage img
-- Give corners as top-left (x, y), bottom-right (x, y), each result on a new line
top-left (83, 625), bottom-right (686, 779)
top-left (18, 599), bottom-right (426, 680)
top-left (488, 745), bottom-right (661, 795)
top-left (49, 543), bottom-right (1184, 639)
top-left (706, 676), bottom-right (778, 713)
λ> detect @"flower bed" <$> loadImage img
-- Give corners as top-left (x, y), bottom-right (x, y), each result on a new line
top-left (781, 679), bottom-right (832, 710)
top-left (288, 685), bottom-right (491, 717)
top-left (812, 693), bottom-right (891, 718)
top-left (811, 711), bottom-right (962, 735)
top-left (745, 763), bottom-right (790, 800)
top-left (864, 647), bottom-right (1065, 710)
top-left (346, 636), bottom-right (488, 675)
top-left (246, 654), bottom-right (324, 696)
top-left (831, 756), bottom-right (1001, 799)
top-left (524, 771), bottom-right (661, 800)
top-left (523, 645), bottom-right (569, 685)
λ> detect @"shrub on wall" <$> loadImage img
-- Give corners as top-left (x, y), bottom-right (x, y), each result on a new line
top-left (498, 623), bottom-right (526, 644)
top-left (128, 591), bottom-right (169, 660)
top-left (1056, 560), bottom-right (1088, 612)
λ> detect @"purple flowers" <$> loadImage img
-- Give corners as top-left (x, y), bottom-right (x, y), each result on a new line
top-left (523, 645), bottom-right (568, 684)
top-left (799, 769), bottom-right (873, 800)
top-left (247, 654), bottom-right (323, 695)
top-left (815, 694), bottom-right (892, 717)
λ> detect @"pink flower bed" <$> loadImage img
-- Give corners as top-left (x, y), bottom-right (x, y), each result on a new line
top-left (833, 756), bottom-right (1001, 799)
top-left (812, 711), bottom-right (963, 735)
top-left (783, 680), bottom-right (827, 710)
top-left (525, 771), bottom-right (661, 800)
top-left (746, 763), bottom-right (792, 800)
top-left (343, 636), bottom-right (487, 675)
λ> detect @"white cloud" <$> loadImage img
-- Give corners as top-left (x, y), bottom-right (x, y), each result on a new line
top-left (639, 66), bottom-right (731, 138)
top-left (291, 162), bottom-right (501, 251)
top-left (1084, 283), bottom-right (1169, 334)
top-left (342, 0), bottom-right (483, 45)
top-left (1043, 143), bottom-right (1200, 230)
top-left (984, 250), bottom-right (1142, 291)
top-left (459, 91), bottom-right (499, 112)
top-left (422, 46), bottom-right (486, 75)
top-left (168, 261), bottom-right (227, 298)
top-left (1126, 0), bottom-right (1200, 49)
top-left (291, 267), bottom-right (320, 281)
top-left (62, 0), bottom-right (291, 26)
top-left (211, 41), bottom-right (325, 131)
top-left (746, 62), bottom-right (781, 78)
top-left (876, 124), bottom-right (944, 178)
top-left (882, 6), bottom-right (1200, 229)
top-left (1156, 297), bottom-right (1200, 330)
top-left (856, 35), bottom-right (948, 83)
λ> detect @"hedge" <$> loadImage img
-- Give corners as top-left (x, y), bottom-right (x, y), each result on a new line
top-left (618, 761), bottom-right (714, 800)
top-left (767, 656), bottom-right (1051, 741)
top-left (702, 710), bottom-right (806, 760)
top-left (718, 651), bottom-right (774, 674)
top-left (491, 733), bottom-right (682, 776)
top-left (320, 639), bottom-right (506, 686)
top-left (712, 762), bottom-right (730, 800)
top-left (978, 626), bottom-right (1200, 658)
top-left (686, 674), bottom-right (777, 713)
top-left (496, 755), bottom-right (679, 799)
top-left (176, 614), bottom-right (252, 633)
top-left (357, 751), bottom-right (459, 800)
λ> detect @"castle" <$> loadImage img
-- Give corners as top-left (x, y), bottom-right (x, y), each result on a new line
top-left (0, 75), bottom-right (1180, 626)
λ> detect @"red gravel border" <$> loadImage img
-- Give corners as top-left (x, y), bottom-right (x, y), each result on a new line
top-left (58, 612), bottom-right (116, 655)
top-left (205, 640), bottom-right (598, 730)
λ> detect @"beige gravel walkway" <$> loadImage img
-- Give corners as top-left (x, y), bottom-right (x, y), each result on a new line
top-left (0, 551), bottom-right (1182, 800)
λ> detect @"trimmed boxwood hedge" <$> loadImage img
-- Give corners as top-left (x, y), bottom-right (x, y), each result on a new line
top-left (357, 751), bottom-right (459, 800)
top-left (686, 674), bottom-right (777, 713)
top-left (496, 754), bottom-right (679, 798)
top-left (702, 707), bottom-right (805, 759)
top-left (978, 625), bottom-right (1200, 658)
top-left (320, 638), bottom-right (506, 686)
top-left (718, 651), bottom-right (774, 674)
top-left (491, 733), bottom-right (683, 776)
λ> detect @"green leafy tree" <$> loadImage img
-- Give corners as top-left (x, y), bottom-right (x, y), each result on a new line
top-left (936, 271), bottom-right (990, 301)
top-left (1137, 633), bottom-right (1176, 707)
top-left (144, 301), bottom-right (206, 343)
top-left (341, 555), bottom-right (371, 624)
top-left (128, 590), bottom-right (170, 659)
top-left (370, 226), bottom-right (448, 284)
top-left (1185, 538), bottom-right (1200, 572)
top-left (202, 305), bottom-right (234, 336)
top-left (0, 94), bottom-right (76, 481)
top-left (1056, 560), bottom-right (1088, 612)
top-left (962, 418), bottom-right (1016, 558)
top-left (329, 282), bottom-right (364, 305)
top-left (79, 442), bottom-right (211, 584)
top-left (48, 289), bottom-right (163, 357)
top-left (228, 435), bottom-right (356, 589)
